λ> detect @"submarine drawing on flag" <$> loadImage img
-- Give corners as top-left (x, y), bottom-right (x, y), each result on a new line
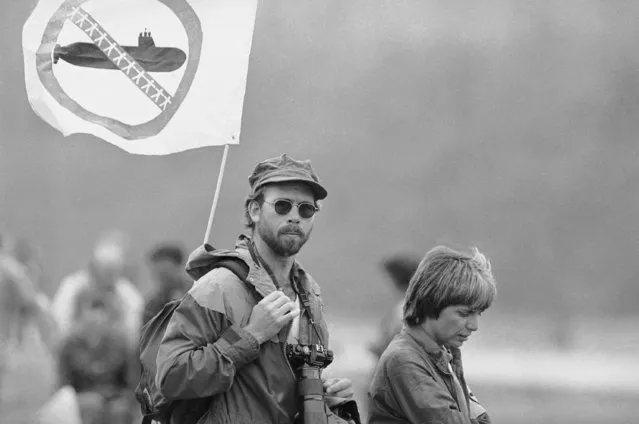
top-left (53, 30), bottom-right (186, 72)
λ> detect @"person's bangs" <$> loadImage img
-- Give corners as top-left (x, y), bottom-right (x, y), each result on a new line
top-left (448, 273), bottom-right (496, 312)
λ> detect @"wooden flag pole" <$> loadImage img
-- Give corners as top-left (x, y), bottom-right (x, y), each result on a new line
top-left (203, 144), bottom-right (231, 245)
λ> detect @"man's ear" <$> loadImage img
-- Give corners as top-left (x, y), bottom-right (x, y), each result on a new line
top-left (248, 200), bottom-right (262, 224)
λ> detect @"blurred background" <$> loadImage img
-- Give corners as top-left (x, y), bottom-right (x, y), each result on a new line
top-left (1, 0), bottom-right (639, 423)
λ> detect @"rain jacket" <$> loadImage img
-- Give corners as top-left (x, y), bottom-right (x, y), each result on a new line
top-left (368, 325), bottom-right (490, 424)
top-left (155, 235), bottom-right (329, 424)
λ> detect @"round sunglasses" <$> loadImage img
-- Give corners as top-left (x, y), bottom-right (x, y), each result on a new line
top-left (263, 199), bottom-right (319, 219)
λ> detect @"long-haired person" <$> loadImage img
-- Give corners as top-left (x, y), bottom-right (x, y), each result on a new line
top-left (368, 245), bottom-right (496, 424)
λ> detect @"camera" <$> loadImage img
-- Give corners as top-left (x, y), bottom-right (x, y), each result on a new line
top-left (286, 344), bottom-right (334, 424)
top-left (286, 344), bottom-right (334, 370)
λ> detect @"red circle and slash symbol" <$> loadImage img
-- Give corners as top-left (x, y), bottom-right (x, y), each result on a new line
top-left (35, 0), bottom-right (202, 141)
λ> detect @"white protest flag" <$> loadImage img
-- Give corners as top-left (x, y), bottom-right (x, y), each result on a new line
top-left (22, 0), bottom-right (258, 155)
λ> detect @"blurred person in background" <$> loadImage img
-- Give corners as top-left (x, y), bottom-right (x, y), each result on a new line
top-left (0, 234), bottom-right (58, 409)
top-left (142, 242), bottom-right (192, 324)
top-left (368, 254), bottom-right (420, 359)
top-left (57, 311), bottom-right (137, 424)
top-left (44, 231), bottom-right (143, 424)
top-left (50, 231), bottom-right (144, 347)
top-left (368, 246), bottom-right (496, 424)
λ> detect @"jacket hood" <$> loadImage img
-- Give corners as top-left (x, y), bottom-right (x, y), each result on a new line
top-left (185, 243), bottom-right (247, 281)
top-left (185, 234), bottom-right (317, 300)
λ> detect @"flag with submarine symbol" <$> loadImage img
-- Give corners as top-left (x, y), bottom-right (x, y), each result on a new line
top-left (22, 0), bottom-right (258, 155)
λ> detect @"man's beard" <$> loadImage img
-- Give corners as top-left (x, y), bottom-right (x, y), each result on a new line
top-left (257, 222), bottom-right (311, 257)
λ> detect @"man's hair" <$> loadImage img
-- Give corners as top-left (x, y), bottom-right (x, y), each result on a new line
top-left (148, 243), bottom-right (185, 265)
top-left (243, 187), bottom-right (266, 229)
top-left (403, 245), bottom-right (496, 325)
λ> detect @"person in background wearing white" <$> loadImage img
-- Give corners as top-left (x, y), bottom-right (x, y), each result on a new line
top-left (0, 234), bottom-right (56, 412)
top-left (51, 231), bottom-right (144, 348)
top-left (47, 231), bottom-right (144, 424)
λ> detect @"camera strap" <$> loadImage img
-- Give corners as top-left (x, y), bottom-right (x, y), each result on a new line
top-left (247, 240), bottom-right (280, 289)
top-left (248, 239), bottom-right (326, 347)
top-left (292, 274), bottom-right (326, 347)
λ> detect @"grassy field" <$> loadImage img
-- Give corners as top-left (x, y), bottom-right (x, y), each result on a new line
top-left (346, 372), bottom-right (639, 424)
top-left (2, 318), bottom-right (637, 424)
top-left (3, 358), bottom-right (637, 424)
top-left (327, 316), bottom-right (639, 424)
top-left (476, 384), bottom-right (639, 424)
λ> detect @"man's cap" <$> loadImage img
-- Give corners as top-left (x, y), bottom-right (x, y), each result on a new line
top-left (248, 153), bottom-right (328, 200)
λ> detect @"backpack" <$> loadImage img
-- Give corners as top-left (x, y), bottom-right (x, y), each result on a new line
top-left (134, 257), bottom-right (249, 424)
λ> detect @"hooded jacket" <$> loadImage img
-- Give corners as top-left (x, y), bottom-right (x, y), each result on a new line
top-left (155, 235), bottom-right (329, 424)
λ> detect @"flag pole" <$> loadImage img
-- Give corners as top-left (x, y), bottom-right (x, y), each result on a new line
top-left (203, 144), bottom-right (231, 245)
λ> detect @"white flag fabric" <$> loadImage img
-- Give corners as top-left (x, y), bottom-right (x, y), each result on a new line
top-left (22, 0), bottom-right (258, 155)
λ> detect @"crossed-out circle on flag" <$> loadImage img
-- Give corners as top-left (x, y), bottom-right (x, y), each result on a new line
top-left (36, 0), bottom-right (202, 140)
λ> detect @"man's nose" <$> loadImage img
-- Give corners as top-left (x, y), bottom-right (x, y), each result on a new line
top-left (287, 207), bottom-right (301, 223)
top-left (467, 314), bottom-right (479, 332)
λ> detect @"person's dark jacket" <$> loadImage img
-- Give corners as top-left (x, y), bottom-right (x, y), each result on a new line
top-left (155, 235), bottom-right (330, 424)
top-left (368, 325), bottom-right (490, 424)
top-left (142, 275), bottom-right (192, 325)
top-left (57, 315), bottom-right (136, 400)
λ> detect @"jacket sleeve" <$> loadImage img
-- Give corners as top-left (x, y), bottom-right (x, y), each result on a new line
top-left (388, 358), bottom-right (472, 424)
top-left (471, 412), bottom-right (491, 424)
top-left (468, 385), bottom-right (491, 424)
top-left (50, 275), bottom-right (82, 339)
top-left (155, 271), bottom-right (260, 400)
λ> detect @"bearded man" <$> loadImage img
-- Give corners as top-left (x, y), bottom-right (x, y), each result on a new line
top-left (155, 154), bottom-right (354, 424)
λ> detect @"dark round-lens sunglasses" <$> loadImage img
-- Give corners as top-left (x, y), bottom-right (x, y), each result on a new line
top-left (264, 199), bottom-right (318, 219)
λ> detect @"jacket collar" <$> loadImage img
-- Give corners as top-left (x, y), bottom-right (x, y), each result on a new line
top-left (402, 324), bottom-right (455, 375)
top-left (184, 234), bottom-right (310, 299)
top-left (236, 234), bottom-right (310, 298)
